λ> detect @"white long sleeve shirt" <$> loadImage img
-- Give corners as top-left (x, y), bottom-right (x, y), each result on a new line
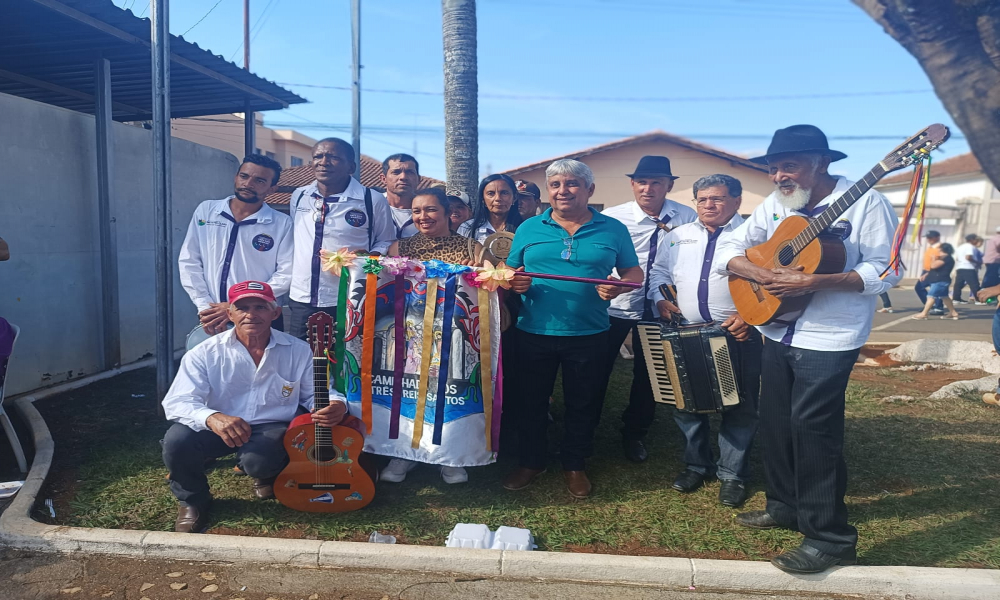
top-left (178, 198), bottom-right (293, 312)
top-left (289, 178), bottom-right (395, 306)
top-left (647, 214), bottom-right (745, 324)
top-left (456, 219), bottom-right (501, 244)
top-left (714, 176), bottom-right (900, 351)
top-left (389, 204), bottom-right (419, 239)
top-left (602, 199), bottom-right (698, 320)
top-left (162, 329), bottom-right (319, 432)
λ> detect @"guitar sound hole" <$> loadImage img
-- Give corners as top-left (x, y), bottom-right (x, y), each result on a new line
top-left (307, 445), bottom-right (342, 464)
top-left (777, 245), bottom-right (795, 267)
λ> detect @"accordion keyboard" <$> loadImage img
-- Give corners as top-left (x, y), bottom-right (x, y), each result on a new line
top-left (636, 323), bottom-right (677, 405)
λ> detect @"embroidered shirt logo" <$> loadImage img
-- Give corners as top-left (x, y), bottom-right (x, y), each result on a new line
top-left (281, 383), bottom-right (294, 398)
top-left (827, 219), bottom-right (853, 240)
top-left (252, 233), bottom-right (274, 251)
top-left (344, 209), bottom-right (367, 228)
top-left (772, 213), bottom-right (781, 221)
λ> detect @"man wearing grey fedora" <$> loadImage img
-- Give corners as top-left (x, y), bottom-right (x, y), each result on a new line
top-left (716, 125), bottom-right (899, 573)
top-left (602, 156), bottom-right (697, 463)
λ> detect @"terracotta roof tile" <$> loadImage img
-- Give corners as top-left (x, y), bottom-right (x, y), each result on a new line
top-left (880, 152), bottom-right (982, 185)
top-left (265, 154), bottom-right (444, 204)
top-left (502, 130), bottom-right (768, 175)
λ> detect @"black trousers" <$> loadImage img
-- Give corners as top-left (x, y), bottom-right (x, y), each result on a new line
top-left (760, 340), bottom-right (860, 559)
top-left (515, 329), bottom-right (611, 471)
top-left (952, 269), bottom-right (980, 301)
top-left (162, 422), bottom-right (289, 508)
top-left (606, 315), bottom-right (657, 441)
top-left (287, 299), bottom-right (338, 341)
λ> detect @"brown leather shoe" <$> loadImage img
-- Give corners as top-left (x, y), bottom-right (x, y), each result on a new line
top-left (502, 467), bottom-right (546, 491)
top-left (252, 477), bottom-right (276, 500)
top-left (564, 470), bottom-right (592, 499)
top-left (174, 504), bottom-right (209, 533)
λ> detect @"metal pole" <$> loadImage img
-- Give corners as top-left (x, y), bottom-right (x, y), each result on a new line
top-left (151, 0), bottom-right (174, 401)
top-left (95, 57), bottom-right (121, 371)
top-left (350, 0), bottom-right (361, 177)
top-left (243, 0), bottom-right (255, 158)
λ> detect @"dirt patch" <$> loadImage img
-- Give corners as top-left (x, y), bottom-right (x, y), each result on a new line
top-left (852, 365), bottom-right (987, 395)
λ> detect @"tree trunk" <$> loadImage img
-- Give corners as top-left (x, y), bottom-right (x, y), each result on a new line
top-left (442, 0), bottom-right (479, 201)
top-left (853, 0), bottom-right (1000, 188)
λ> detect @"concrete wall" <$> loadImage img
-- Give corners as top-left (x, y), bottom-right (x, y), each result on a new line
top-left (0, 93), bottom-right (238, 395)
top-left (171, 114), bottom-right (315, 169)
top-left (506, 140), bottom-right (773, 215)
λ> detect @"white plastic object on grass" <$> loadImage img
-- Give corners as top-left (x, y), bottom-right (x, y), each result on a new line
top-left (368, 531), bottom-right (397, 544)
top-left (0, 481), bottom-right (24, 499)
top-left (444, 523), bottom-right (535, 550)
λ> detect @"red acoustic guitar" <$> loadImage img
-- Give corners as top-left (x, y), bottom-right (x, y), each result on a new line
top-left (729, 124), bottom-right (950, 326)
top-left (274, 313), bottom-right (376, 512)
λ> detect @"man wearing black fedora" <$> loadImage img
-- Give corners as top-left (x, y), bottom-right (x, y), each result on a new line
top-left (715, 125), bottom-right (900, 573)
top-left (602, 156), bottom-right (696, 463)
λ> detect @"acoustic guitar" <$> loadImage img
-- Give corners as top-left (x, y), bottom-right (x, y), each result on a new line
top-left (274, 312), bottom-right (376, 512)
top-left (729, 124), bottom-right (950, 326)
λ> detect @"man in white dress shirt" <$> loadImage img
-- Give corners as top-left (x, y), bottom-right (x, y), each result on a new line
top-left (288, 138), bottom-right (395, 340)
top-left (602, 156), bottom-right (697, 463)
top-left (382, 153), bottom-right (421, 239)
top-left (647, 174), bottom-right (760, 508)
top-left (162, 281), bottom-right (347, 533)
top-left (178, 154), bottom-right (291, 333)
top-left (716, 125), bottom-right (900, 574)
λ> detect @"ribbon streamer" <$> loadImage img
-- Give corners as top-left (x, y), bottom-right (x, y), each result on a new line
top-left (494, 323), bottom-right (505, 451)
top-left (411, 278), bottom-right (439, 448)
top-left (389, 273), bottom-right (406, 439)
top-left (432, 274), bottom-right (458, 445)
top-left (333, 270), bottom-right (349, 394)
top-left (360, 264), bottom-right (380, 434)
top-left (478, 286), bottom-right (495, 452)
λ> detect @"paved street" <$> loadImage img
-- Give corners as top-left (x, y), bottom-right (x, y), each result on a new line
top-left (869, 286), bottom-right (995, 344)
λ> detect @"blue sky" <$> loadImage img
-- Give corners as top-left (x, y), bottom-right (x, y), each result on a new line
top-left (114, 0), bottom-right (967, 181)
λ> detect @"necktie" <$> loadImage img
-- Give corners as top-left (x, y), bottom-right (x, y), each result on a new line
top-left (642, 217), bottom-right (669, 317)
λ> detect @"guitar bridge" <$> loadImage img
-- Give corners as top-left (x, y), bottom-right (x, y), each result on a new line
top-left (298, 483), bottom-right (352, 490)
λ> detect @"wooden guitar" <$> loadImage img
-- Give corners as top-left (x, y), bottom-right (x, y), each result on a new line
top-left (729, 124), bottom-right (950, 326)
top-left (274, 313), bottom-right (376, 512)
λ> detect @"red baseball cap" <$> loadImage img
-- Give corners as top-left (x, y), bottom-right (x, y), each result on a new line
top-left (228, 281), bottom-right (276, 304)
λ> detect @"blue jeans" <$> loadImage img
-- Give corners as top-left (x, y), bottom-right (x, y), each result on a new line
top-left (162, 421), bottom-right (290, 507)
top-left (914, 272), bottom-right (943, 310)
top-left (760, 340), bottom-right (861, 559)
top-left (983, 263), bottom-right (1000, 289)
top-left (673, 330), bottom-right (762, 481)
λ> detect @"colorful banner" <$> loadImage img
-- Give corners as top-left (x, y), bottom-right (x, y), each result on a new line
top-left (339, 263), bottom-right (502, 467)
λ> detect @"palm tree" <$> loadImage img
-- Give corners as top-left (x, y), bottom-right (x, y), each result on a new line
top-left (442, 0), bottom-right (479, 201)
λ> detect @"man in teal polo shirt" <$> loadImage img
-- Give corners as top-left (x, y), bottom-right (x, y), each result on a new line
top-left (503, 159), bottom-right (643, 499)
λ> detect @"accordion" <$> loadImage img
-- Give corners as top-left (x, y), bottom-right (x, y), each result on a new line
top-left (636, 321), bottom-right (740, 413)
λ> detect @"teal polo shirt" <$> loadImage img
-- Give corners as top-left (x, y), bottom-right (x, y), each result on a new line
top-left (507, 207), bottom-right (639, 336)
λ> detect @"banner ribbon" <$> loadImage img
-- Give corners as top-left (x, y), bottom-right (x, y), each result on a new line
top-left (411, 278), bottom-right (439, 448)
top-left (478, 287), bottom-right (495, 452)
top-left (389, 273), bottom-right (406, 439)
top-left (432, 274), bottom-right (458, 445)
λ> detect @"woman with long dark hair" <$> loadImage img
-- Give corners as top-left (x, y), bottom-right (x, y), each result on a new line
top-left (457, 174), bottom-right (523, 243)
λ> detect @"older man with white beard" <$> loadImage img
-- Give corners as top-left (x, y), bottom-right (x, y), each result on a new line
top-left (715, 125), bottom-right (899, 574)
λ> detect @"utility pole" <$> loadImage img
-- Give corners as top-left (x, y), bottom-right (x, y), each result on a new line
top-left (351, 0), bottom-right (361, 177)
top-left (151, 0), bottom-right (174, 403)
top-left (243, 0), bottom-right (255, 159)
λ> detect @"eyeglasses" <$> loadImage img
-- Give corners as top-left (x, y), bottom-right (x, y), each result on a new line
top-left (561, 236), bottom-right (576, 260)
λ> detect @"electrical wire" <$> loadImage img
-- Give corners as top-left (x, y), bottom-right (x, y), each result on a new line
top-left (229, 0), bottom-right (279, 63)
top-left (181, 0), bottom-right (226, 37)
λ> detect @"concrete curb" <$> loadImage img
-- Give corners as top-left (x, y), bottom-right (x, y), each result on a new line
top-left (3, 398), bottom-right (999, 599)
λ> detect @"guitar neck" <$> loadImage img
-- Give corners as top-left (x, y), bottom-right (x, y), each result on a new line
top-left (313, 356), bottom-right (333, 447)
top-left (790, 163), bottom-right (887, 252)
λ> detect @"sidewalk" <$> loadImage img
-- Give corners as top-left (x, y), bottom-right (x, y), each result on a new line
top-left (3, 397), bottom-right (998, 600)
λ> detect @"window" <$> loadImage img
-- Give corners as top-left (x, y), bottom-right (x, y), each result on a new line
top-left (254, 148), bottom-right (262, 155)
top-left (266, 151), bottom-right (276, 160)
top-left (290, 156), bottom-right (304, 167)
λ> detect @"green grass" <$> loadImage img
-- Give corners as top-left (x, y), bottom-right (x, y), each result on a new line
top-left (35, 363), bottom-right (1000, 567)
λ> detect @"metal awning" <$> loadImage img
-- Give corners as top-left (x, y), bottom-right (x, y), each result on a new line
top-left (0, 0), bottom-right (306, 120)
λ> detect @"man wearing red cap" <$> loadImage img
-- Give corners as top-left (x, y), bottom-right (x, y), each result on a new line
top-left (161, 281), bottom-right (346, 533)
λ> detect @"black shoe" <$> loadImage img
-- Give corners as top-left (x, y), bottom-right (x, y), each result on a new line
top-left (771, 544), bottom-right (856, 574)
top-left (735, 510), bottom-right (794, 530)
top-left (671, 469), bottom-right (707, 493)
top-left (622, 439), bottom-right (648, 463)
top-left (718, 479), bottom-right (748, 508)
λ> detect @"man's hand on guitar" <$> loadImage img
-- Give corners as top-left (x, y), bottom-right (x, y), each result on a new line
top-left (312, 402), bottom-right (347, 428)
top-left (656, 299), bottom-right (682, 321)
top-left (721, 314), bottom-right (751, 341)
top-left (763, 266), bottom-right (815, 298)
top-left (206, 412), bottom-right (252, 448)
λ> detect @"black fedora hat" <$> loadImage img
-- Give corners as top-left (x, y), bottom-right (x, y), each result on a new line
top-left (749, 124), bottom-right (847, 165)
top-left (627, 155), bottom-right (679, 180)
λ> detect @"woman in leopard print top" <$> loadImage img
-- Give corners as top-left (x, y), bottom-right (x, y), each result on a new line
top-left (387, 188), bottom-right (483, 264)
